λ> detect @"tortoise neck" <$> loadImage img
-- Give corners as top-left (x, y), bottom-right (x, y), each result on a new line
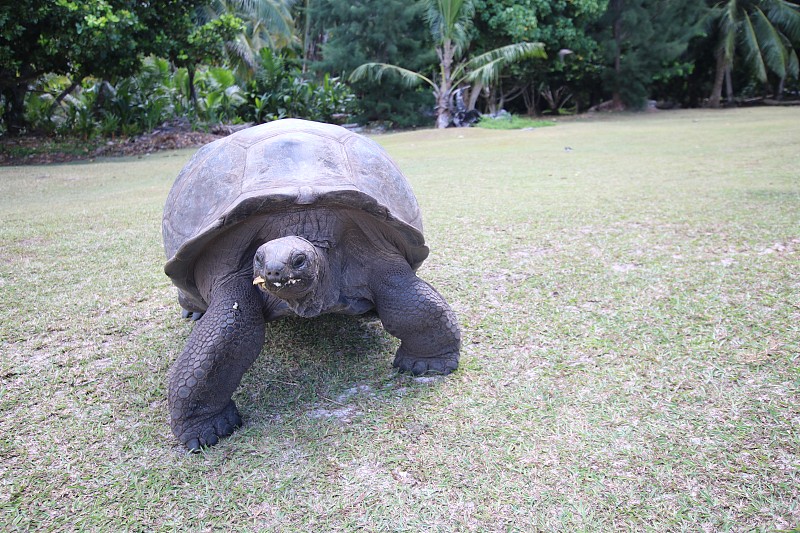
top-left (273, 208), bottom-right (346, 249)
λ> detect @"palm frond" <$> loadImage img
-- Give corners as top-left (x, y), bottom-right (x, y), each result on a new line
top-left (765, 0), bottom-right (800, 41)
top-left (228, 0), bottom-right (295, 27)
top-left (740, 11), bottom-right (769, 81)
top-left (457, 57), bottom-right (508, 86)
top-left (753, 7), bottom-right (789, 78)
top-left (208, 67), bottom-right (237, 89)
top-left (425, 0), bottom-right (474, 54)
top-left (251, 0), bottom-right (295, 39)
top-left (715, 0), bottom-right (741, 61)
top-left (224, 37), bottom-right (258, 79)
top-left (452, 42), bottom-right (545, 89)
top-left (219, 0), bottom-right (296, 43)
top-left (463, 42), bottom-right (546, 71)
top-left (721, 15), bottom-right (737, 62)
top-left (455, 42), bottom-right (544, 84)
top-left (788, 48), bottom-right (800, 78)
top-left (349, 63), bottom-right (436, 90)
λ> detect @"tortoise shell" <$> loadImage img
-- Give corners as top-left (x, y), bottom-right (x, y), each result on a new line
top-left (162, 119), bottom-right (429, 310)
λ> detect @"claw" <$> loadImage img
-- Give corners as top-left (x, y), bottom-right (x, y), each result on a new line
top-left (393, 352), bottom-right (459, 376)
top-left (180, 309), bottom-right (204, 321)
top-left (186, 438), bottom-right (201, 453)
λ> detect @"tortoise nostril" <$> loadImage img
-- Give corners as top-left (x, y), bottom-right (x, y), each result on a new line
top-left (263, 260), bottom-right (284, 280)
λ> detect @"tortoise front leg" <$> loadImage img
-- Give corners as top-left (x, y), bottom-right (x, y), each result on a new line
top-left (168, 277), bottom-right (270, 451)
top-left (371, 259), bottom-right (461, 375)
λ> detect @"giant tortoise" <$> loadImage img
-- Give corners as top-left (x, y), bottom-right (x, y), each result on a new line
top-left (162, 119), bottom-right (461, 451)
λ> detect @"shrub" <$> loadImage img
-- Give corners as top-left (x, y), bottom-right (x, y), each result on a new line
top-left (241, 49), bottom-right (357, 124)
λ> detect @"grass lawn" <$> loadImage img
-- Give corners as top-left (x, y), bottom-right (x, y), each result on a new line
top-left (1, 108), bottom-right (798, 531)
top-left (476, 114), bottom-right (556, 130)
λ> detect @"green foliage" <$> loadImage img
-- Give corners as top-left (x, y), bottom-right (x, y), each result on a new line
top-left (708, 0), bottom-right (800, 106)
top-left (350, 0), bottom-right (545, 128)
top-left (5, 0), bottom-right (800, 139)
top-left (196, 67), bottom-right (246, 123)
top-left (204, 0), bottom-right (297, 79)
top-left (594, 0), bottom-right (707, 108)
top-left (173, 13), bottom-right (245, 69)
top-left (242, 48), bottom-right (357, 123)
top-left (2, 0), bottom-right (140, 78)
top-left (472, 0), bottom-right (606, 114)
top-left (0, 0), bottom-right (208, 134)
top-left (22, 75), bottom-right (71, 135)
top-left (19, 49), bottom-right (357, 139)
top-left (424, 0), bottom-right (476, 55)
top-left (311, 0), bottom-right (436, 127)
top-left (21, 57), bottom-right (192, 138)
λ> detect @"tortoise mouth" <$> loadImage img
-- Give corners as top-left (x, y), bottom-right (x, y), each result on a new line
top-left (253, 274), bottom-right (311, 296)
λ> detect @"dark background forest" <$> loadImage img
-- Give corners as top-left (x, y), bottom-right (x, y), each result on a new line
top-left (1, 0), bottom-right (799, 138)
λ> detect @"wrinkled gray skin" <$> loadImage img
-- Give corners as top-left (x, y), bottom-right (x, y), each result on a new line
top-left (162, 119), bottom-right (460, 452)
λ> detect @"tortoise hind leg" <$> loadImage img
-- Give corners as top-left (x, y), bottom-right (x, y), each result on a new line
top-left (371, 259), bottom-right (461, 375)
top-left (168, 277), bottom-right (269, 451)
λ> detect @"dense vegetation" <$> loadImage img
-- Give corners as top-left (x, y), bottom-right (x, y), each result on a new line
top-left (1, 0), bottom-right (799, 136)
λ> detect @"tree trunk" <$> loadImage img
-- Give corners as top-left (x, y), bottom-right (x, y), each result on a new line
top-left (522, 83), bottom-right (535, 116)
top-left (436, 92), bottom-right (451, 129)
top-left (435, 39), bottom-right (454, 128)
top-left (467, 80), bottom-right (483, 111)
top-left (724, 65), bottom-right (734, 105)
top-left (302, 0), bottom-right (312, 73)
top-left (50, 80), bottom-right (80, 114)
top-left (776, 76), bottom-right (786, 100)
top-left (484, 87), bottom-right (504, 115)
top-left (709, 49), bottom-right (726, 108)
top-left (610, 0), bottom-right (624, 110)
top-left (2, 81), bottom-right (29, 136)
top-left (188, 66), bottom-right (198, 108)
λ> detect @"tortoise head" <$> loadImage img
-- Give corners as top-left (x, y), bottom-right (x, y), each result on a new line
top-left (253, 236), bottom-right (322, 300)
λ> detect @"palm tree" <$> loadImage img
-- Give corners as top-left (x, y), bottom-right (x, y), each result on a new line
top-left (203, 0), bottom-right (298, 79)
top-left (709, 0), bottom-right (800, 107)
top-left (350, 0), bottom-right (545, 128)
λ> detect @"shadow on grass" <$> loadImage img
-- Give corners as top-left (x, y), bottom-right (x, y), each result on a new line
top-left (232, 313), bottom-right (436, 431)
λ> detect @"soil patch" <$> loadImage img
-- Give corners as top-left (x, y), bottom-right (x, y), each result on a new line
top-left (0, 127), bottom-right (227, 166)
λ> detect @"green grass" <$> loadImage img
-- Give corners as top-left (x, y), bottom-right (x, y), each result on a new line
top-left (476, 114), bottom-right (556, 130)
top-left (1, 108), bottom-right (799, 531)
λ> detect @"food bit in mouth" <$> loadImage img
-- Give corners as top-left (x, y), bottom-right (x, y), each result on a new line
top-left (254, 276), bottom-right (301, 290)
top-left (272, 279), bottom-right (300, 289)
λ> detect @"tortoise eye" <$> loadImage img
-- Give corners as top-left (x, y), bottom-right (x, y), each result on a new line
top-left (292, 254), bottom-right (306, 269)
